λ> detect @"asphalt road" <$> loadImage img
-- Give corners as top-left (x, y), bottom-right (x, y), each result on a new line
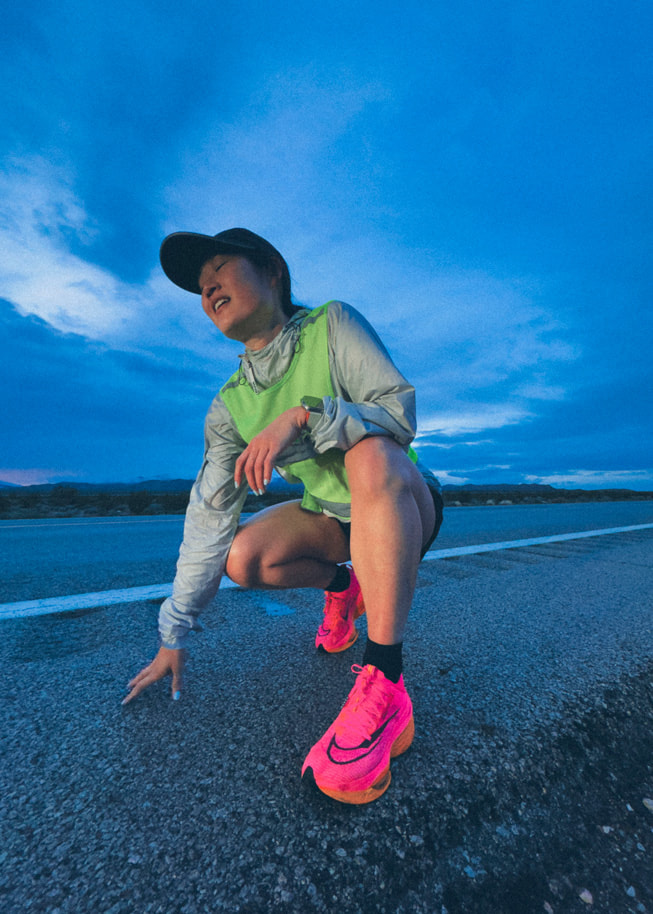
top-left (2, 526), bottom-right (652, 913)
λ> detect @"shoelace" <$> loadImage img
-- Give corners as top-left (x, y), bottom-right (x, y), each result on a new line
top-left (335, 665), bottom-right (391, 742)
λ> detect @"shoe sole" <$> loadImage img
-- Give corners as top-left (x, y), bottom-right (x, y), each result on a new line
top-left (312, 714), bottom-right (415, 805)
top-left (316, 600), bottom-right (366, 654)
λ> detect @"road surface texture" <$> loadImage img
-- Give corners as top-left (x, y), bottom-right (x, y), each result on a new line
top-left (1, 527), bottom-right (652, 913)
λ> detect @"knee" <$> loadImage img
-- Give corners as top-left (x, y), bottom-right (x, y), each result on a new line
top-left (225, 528), bottom-right (262, 588)
top-left (345, 437), bottom-right (412, 499)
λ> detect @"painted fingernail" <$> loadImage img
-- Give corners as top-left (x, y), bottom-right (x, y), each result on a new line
top-left (263, 478), bottom-right (269, 486)
top-left (258, 489), bottom-right (264, 496)
top-left (173, 691), bottom-right (180, 701)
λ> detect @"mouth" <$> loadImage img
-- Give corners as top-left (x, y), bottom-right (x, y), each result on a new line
top-left (213, 297), bottom-right (230, 313)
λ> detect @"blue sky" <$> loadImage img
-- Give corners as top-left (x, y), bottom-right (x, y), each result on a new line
top-left (1, 0), bottom-right (651, 489)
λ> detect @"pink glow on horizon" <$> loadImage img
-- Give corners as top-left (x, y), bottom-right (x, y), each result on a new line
top-left (0, 469), bottom-right (79, 486)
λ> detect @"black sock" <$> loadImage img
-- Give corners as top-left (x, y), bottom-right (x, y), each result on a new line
top-left (362, 638), bottom-right (403, 683)
top-left (325, 564), bottom-right (351, 593)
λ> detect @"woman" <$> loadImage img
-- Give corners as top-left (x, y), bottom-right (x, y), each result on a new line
top-left (124, 227), bottom-right (443, 804)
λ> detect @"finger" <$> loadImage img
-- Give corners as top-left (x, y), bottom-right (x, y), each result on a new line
top-left (236, 447), bottom-right (260, 493)
top-left (251, 457), bottom-right (264, 495)
top-left (254, 448), bottom-right (272, 494)
top-left (122, 675), bottom-right (151, 705)
top-left (127, 664), bottom-right (153, 689)
top-left (262, 453), bottom-right (274, 490)
top-left (244, 453), bottom-right (261, 494)
top-left (234, 450), bottom-right (247, 489)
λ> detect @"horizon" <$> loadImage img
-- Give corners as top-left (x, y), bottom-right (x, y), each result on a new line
top-left (2, 1), bottom-right (652, 491)
top-left (2, 475), bottom-right (652, 494)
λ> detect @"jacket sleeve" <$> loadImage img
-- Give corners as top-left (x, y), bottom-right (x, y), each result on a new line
top-left (308, 301), bottom-right (416, 453)
top-left (158, 396), bottom-right (248, 649)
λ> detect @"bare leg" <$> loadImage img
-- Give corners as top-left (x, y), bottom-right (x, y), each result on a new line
top-left (226, 439), bottom-right (435, 647)
top-left (345, 438), bottom-right (435, 645)
top-left (225, 500), bottom-right (350, 590)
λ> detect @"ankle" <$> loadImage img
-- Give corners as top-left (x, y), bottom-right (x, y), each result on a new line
top-left (362, 638), bottom-right (403, 683)
top-left (325, 564), bottom-right (351, 593)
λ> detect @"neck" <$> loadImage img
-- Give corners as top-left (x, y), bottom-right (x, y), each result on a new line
top-left (243, 318), bottom-right (288, 350)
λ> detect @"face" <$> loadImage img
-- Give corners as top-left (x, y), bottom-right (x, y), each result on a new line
top-left (199, 254), bottom-right (286, 347)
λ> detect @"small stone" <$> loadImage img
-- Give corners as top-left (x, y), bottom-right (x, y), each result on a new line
top-left (643, 798), bottom-right (653, 812)
top-left (626, 886), bottom-right (636, 898)
top-left (128, 854), bottom-right (142, 865)
top-left (579, 889), bottom-right (593, 905)
top-left (335, 847), bottom-right (347, 857)
top-left (544, 903), bottom-right (554, 914)
top-left (409, 835), bottom-right (424, 846)
top-left (601, 826), bottom-right (613, 834)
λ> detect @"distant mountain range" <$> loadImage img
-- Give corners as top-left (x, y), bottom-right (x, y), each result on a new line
top-left (1, 478), bottom-right (650, 498)
top-left (0, 478), bottom-right (198, 493)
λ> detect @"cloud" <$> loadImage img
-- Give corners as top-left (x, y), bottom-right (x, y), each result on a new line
top-left (0, 155), bottom-right (250, 375)
top-left (0, 301), bottom-right (215, 482)
top-left (525, 470), bottom-right (653, 491)
top-left (0, 156), bottom-right (136, 338)
top-left (416, 404), bottom-right (532, 440)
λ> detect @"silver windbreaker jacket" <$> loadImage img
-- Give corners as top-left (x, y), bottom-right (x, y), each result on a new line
top-left (158, 301), bottom-right (417, 649)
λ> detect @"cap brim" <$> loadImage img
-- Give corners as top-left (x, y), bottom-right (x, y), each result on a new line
top-left (159, 232), bottom-right (258, 293)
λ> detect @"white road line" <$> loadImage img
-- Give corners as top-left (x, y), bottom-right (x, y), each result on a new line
top-left (1, 523), bottom-right (651, 621)
top-left (422, 522), bottom-right (653, 561)
top-left (0, 577), bottom-right (238, 620)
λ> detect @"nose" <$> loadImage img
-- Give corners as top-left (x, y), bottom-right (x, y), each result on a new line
top-left (203, 281), bottom-right (221, 306)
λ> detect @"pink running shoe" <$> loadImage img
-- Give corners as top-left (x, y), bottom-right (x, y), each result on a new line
top-left (302, 664), bottom-right (414, 804)
top-left (315, 565), bottom-right (365, 653)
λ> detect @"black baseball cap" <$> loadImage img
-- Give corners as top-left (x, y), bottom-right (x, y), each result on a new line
top-left (159, 227), bottom-right (283, 294)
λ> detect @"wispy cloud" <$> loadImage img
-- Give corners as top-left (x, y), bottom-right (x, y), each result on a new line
top-left (0, 156), bottom-right (135, 338)
top-left (0, 156), bottom-right (249, 374)
top-left (416, 404), bottom-right (532, 440)
top-left (526, 470), bottom-right (653, 490)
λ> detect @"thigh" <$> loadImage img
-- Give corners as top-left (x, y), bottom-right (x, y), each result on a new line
top-left (232, 499), bottom-right (351, 566)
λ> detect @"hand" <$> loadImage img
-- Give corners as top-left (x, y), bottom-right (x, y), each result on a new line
top-left (234, 406), bottom-right (307, 495)
top-left (122, 645), bottom-right (186, 705)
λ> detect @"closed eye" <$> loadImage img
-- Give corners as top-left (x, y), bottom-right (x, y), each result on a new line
top-left (200, 260), bottom-right (227, 297)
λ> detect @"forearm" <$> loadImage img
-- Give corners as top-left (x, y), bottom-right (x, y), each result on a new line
top-left (309, 393), bottom-right (415, 453)
top-left (159, 402), bottom-right (249, 649)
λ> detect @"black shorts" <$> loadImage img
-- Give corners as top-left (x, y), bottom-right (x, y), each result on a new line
top-left (335, 477), bottom-right (444, 560)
